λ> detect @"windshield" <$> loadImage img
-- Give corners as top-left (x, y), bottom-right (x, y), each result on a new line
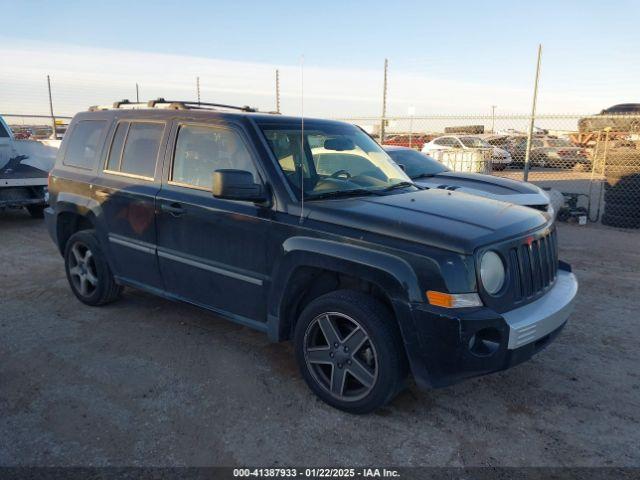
top-left (386, 149), bottom-right (448, 178)
top-left (459, 136), bottom-right (491, 148)
top-left (259, 121), bottom-right (414, 199)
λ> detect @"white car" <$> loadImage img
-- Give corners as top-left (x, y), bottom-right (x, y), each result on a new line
top-left (0, 115), bottom-right (58, 218)
top-left (422, 135), bottom-right (512, 170)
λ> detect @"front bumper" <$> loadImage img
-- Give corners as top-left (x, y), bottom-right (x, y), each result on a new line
top-left (406, 267), bottom-right (578, 389)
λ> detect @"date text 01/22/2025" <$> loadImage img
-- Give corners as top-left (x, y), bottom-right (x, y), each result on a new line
top-left (232, 468), bottom-right (400, 478)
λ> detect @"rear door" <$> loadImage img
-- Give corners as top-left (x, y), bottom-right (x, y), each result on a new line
top-left (155, 119), bottom-right (270, 324)
top-left (95, 120), bottom-right (168, 289)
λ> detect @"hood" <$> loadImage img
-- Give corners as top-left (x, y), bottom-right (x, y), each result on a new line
top-left (306, 188), bottom-right (549, 254)
top-left (413, 172), bottom-right (549, 208)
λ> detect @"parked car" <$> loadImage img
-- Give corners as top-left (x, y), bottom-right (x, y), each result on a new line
top-left (384, 146), bottom-right (552, 213)
top-left (510, 136), bottom-right (591, 170)
top-left (0, 115), bottom-right (54, 218)
top-left (45, 99), bottom-right (578, 413)
top-left (422, 135), bottom-right (512, 170)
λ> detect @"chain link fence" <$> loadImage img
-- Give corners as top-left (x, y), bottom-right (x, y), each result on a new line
top-left (339, 114), bottom-right (640, 229)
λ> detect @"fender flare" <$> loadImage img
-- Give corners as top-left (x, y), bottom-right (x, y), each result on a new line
top-left (266, 236), bottom-right (423, 341)
top-left (52, 192), bottom-right (105, 251)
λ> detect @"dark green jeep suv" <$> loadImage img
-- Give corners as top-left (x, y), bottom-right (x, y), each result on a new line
top-left (45, 99), bottom-right (578, 413)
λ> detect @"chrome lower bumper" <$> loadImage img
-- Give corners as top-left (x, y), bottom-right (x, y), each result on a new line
top-left (503, 269), bottom-right (578, 349)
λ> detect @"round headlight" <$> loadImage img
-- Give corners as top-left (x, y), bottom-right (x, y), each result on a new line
top-left (480, 251), bottom-right (505, 295)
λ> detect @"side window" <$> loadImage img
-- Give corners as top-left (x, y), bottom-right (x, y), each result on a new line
top-left (171, 125), bottom-right (259, 189)
top-left (63, 120), bottom-right (107, 169)
top-left (105, 122), bottom-right (128, 172)
top-left (119, 123), bottom-right (164, 178)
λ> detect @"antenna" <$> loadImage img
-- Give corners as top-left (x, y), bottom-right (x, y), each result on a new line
top-left (299, 55), bottom-right (305, 224)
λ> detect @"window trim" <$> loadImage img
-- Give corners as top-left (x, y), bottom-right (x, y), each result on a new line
top-left (102, 119), bottom-right (165, 181)
top-left (168, 121), bottom-right (263, 192)
top-left (62, 119), bottom-right (108, 170)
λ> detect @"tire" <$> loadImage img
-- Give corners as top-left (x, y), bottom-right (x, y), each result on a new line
top-left (492, 164), bottom-right (506, 172)
top-left (26, 205), bottom-right (45, 219)
top-left (602, 212), bottom-right (640, 229)
top-left (294, 290), bottom-right (408, 414)
top-left (64, 230), bottom-right (122, 306)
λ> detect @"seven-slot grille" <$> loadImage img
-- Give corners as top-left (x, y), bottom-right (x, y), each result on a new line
top-left (508, 229), bottom-right (558, 301)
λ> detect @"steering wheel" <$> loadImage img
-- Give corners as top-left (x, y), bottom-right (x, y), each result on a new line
top-left (329, 169), bottom-right (352, 179)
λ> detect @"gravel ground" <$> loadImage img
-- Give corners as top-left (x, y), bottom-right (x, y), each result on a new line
top-left (1, 209), bottom-right (639, 467)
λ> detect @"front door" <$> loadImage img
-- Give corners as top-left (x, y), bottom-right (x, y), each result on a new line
top-left (156, 121), bottom-right (270, 324)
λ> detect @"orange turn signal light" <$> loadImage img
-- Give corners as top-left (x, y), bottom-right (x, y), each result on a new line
top-left (426, 290), bottom-right (483, 308)
top-left (426, 291), bottom-right (455, 308)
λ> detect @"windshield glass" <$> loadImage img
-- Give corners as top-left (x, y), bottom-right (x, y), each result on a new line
top-left (259, 121), bottom-right (414, 199)
top-left (386, 149), bottom-right (448, 178)
top-left (459, 136), bottom-right (491, 148)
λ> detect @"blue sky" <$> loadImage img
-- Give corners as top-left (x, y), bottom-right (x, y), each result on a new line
top-left (1, 0), bottom-right (639, 117)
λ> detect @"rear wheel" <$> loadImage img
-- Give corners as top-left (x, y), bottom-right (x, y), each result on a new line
top-left (64, 230), bottom-right (122, 306)
top-left (294, 290), bottom-right (407, 414)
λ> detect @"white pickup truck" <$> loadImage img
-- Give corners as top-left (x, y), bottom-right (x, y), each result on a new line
top-left (0, 116), bottom-right (59, 218)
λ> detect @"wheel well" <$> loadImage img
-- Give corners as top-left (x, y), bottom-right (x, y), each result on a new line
top-left (56, 212), bottom-right (94, 253)
top-left (279, 267), bottom-right (395, 341)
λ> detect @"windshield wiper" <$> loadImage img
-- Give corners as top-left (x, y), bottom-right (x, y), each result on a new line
top-left (306, 188), bottom-right (382, 200)
top-left (381, 181), bottom-right (416, 192)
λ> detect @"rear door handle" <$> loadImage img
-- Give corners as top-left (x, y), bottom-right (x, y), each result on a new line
top-left (161, 202), bottom-right (186, 217)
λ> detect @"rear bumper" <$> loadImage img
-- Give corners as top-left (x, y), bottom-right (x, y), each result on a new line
top-left (44, 207), bottom-right (59, 252)
top-left (0, 185), bottom-right (47, 208)
top-left (405, 267), bottom-right (578, 389)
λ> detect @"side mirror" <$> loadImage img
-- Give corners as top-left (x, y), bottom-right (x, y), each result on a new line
top-left (212, 169), bottom-right (267, 203)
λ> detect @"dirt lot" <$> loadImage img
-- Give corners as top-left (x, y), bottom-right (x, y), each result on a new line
top-left (1, 209), bottom-right (639, 467)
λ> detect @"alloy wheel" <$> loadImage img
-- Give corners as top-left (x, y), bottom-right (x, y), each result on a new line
top-left (303, 312), bottom-right (378, 401)
top-left (68, 241), bottom-right (99, 297)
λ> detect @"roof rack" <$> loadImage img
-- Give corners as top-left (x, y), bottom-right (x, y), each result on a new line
top-left (89, 97), bottom-right (261, 113)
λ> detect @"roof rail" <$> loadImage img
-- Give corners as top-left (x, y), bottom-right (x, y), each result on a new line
top-left (89, 97), bottom-right (260, 113)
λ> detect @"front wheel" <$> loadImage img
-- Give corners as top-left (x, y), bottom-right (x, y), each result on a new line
top-left (294, 290), bottom-right (407, 414)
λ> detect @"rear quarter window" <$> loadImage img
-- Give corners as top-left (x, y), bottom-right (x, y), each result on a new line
top-left (103, 122), bottom-right (165, 179)
top-left (63, 120), bottom-right (107, 169)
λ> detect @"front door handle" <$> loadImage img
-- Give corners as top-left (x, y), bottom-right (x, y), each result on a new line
top-left (161, 202), bottom-right (186, 217)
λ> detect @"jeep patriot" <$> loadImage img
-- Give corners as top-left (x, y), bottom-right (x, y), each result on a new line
top-left (45, 99), bottom-right (578, 413)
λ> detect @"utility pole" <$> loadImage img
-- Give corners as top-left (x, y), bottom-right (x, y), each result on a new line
top-left (275, 69), bottom-right (281, 113)
top-left (46, 75), bottom-right (56, 140)
top-left (136, 83), bottom-right (140, 103)
top-left (523, 44), bottom-right (542, 182)
top-left (380, 58), bottom-right (388, 143)
top-left (491, 105), bottom-right (497, 133)
top-left (196, 77), bottom-right (201, 104)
